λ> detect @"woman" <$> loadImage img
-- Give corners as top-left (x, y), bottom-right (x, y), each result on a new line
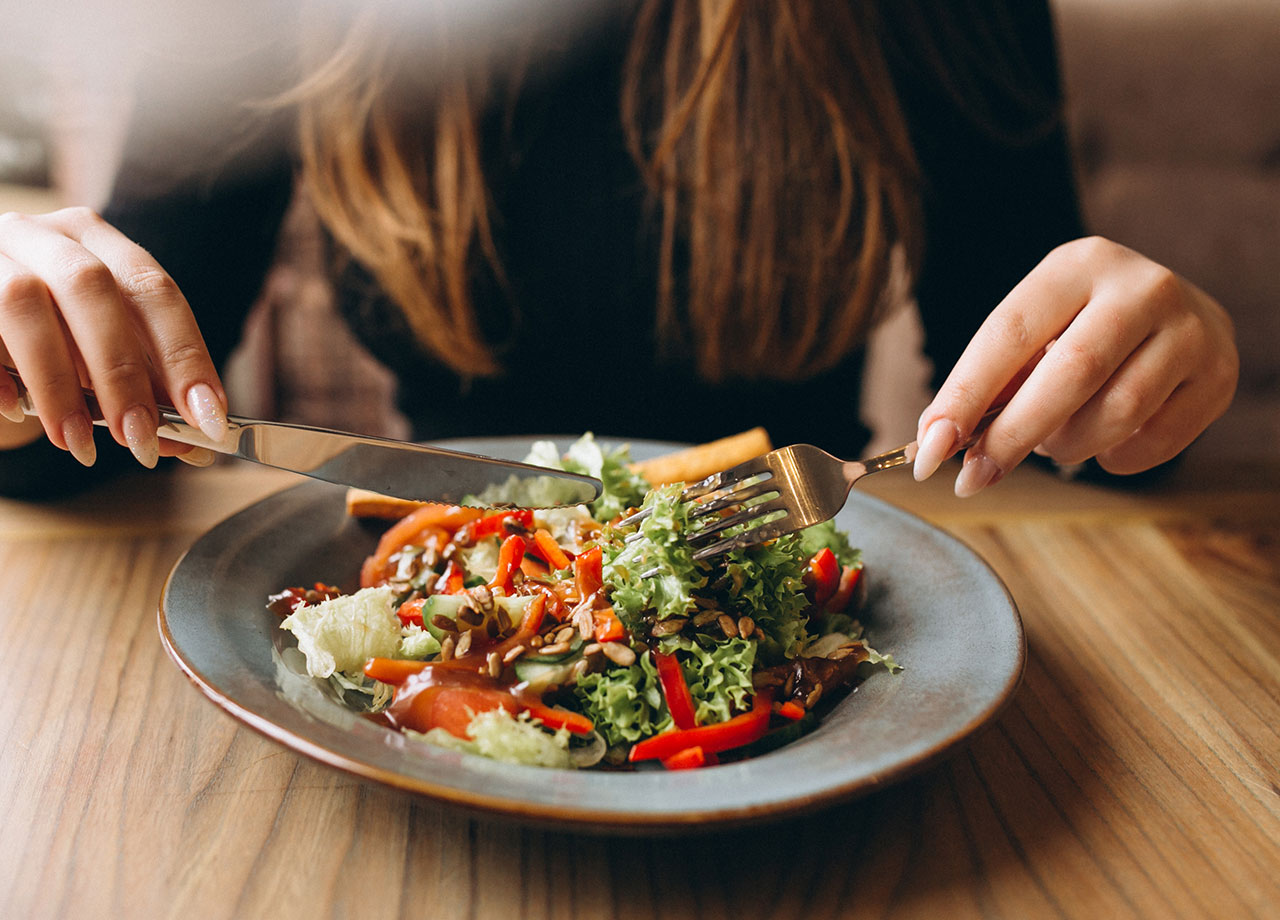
top-left (0, 0), bottom-right (1238, 499)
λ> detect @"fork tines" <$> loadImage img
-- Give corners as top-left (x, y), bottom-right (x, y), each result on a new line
top-left (615, 455), bottom-right (794, 569)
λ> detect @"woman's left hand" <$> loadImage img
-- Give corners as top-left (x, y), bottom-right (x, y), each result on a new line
top-left (912, 236), bottom-right (1239, 496)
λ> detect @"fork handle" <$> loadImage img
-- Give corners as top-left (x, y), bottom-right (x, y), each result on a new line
top-left (855, 406), bottom-right (1002, 478)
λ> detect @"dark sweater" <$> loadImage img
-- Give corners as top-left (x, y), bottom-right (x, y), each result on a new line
top-left (0, 0), bottom-right (1084, 498)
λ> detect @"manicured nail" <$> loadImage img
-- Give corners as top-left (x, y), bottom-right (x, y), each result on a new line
top-left (913, 418), bottom-right (958, 481)
top-left (955, 452), bottom-right (1001, 498)
top-left (61, 413), bottom-right (97, 467)
top-left (186, 383), bottom-right (228, 444)
top-left (0, 392), bottom-right (25, 424)
top-left (122, 406), bottom-right (159, 469)
top-left (176, 446), bottom-right (217, 467)
top-left (1032, 444), bottom-right (1051, 458)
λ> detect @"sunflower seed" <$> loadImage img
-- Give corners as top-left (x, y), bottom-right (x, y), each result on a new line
top-left (737, 616), bottom-right (755, 639)
top-left (717, 614), bottom-right (739, 639)
top-left (693, 609), bottom-right (720, 627)
top-left (806, 682), bottom-right (823, 708)
top-left (439, 635), bottom-right (455, 661)
top-left (431, 614), bottom-right (459, 633)
top-left (487, 651), bottom-right (503, 678)
top-left (455, 629), bottom-right (474, 658)
top-left (502, 645), bottom-right (527, 665)
top-left (554, 625), bottom-right (576, 645)
top-left (540, 641), bottom-right (572, 656)
top-left (601, 642), bottom-right (636, 667)
top-left (651, 617), bottom-right (687, 638)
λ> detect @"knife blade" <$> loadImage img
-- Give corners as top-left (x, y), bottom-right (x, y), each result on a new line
top-left (3, 366), bottom-right (602, 508)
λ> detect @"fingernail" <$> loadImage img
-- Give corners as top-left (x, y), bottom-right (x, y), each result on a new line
top-left (122, 406), bottom-right (159, 469)
top-left (1032, 444), bottom-right (1051, 458)
top-left (913, 419), bottom-right (958, 481)
top-left (0, 393), bottom-right (25, 424)
top-left (186, 383), bottom-right (228, 444)
top-left (176, 446), bottom-right (216, 468)
top-left (62, 413), bottom-right (97, 467)
top-left (955, 452), bottom-right (1001, 498)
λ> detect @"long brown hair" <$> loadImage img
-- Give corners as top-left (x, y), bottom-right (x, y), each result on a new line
top-left (294, 1), bottom-right (922, 381)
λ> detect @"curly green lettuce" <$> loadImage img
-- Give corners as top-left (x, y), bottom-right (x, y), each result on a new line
top-left (601, 483), bottom-right (706, 628)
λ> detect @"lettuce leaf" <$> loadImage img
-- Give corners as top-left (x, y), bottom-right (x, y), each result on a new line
top-left (574, 656), bottom-right (670, 747)
top-left (719, 536), bottom-right (812, 661)
top-left (280, 586), bottom-right (402, 679)
top-left (411, 709), bottom-right (573, 768)
top-left (475, 433), bottom-right (649, 523)
top-left (659, 636), bottom-right (757, 725)
top-left (602, 483), bottom-right (706, 628)
top-left (797, 519), bottom-right (863, 568)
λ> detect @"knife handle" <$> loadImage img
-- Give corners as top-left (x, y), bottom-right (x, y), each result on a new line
top-left (2, 364), bottom-right (237, 453)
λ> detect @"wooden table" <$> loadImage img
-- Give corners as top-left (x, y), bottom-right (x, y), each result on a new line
top-left (2, 457), bottom-right (1277, 919)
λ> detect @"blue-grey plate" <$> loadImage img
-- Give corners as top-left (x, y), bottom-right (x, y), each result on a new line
top-left (159, 436), bottom-right (1024, 833)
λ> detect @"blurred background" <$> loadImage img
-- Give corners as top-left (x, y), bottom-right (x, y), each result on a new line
top-left (2, 0), bottom-right (1276, 462)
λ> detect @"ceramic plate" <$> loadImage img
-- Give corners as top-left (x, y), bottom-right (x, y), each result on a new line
top-left (159, 436), bottom-right (1024, 833)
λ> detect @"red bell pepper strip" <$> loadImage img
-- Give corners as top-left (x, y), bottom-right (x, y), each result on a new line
top-left (469, 508), bottom-right (535, 541)
top-left (364, 657), bottom-right (431, 684)
top-left (592, 605), bottom-right (626, 644)
top-left (531, 529), bottom-right (573, 570)
top-left (434, 560), bottom-right (466, 594)
top-left (518, 593), bottom-right (548, 634)
top-left (661, 745), bottom-right (707, 770)
top-left (490, 534), bottom-right (527, 594)
top-left (825, 564), bottom-right (863, 614)
top-left (653, 650), bottom-right (698, 730)
top-left (361, 505), bottom-right (482, 587)
top-left (804, 547), bottom-right (839, 607)
top-left (396, 597), bottom-right (427, 627)
top-left (628, 689), bottom-right (774, 762)
top-left (521, 699), bottom-right (595, 735)
top-left (574, 545), bottom-right (603, 601)
top-left (777, 701), bottom-right (806, 721)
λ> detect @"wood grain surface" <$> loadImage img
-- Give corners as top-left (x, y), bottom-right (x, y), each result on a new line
top-left (1, 459), bottom-right (1277, 919)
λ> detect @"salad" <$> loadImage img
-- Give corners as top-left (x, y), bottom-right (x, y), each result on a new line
top-left (268, 434), bottom-right (897, 770)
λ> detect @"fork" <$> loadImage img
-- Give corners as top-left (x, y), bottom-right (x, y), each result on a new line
top-left (619, 410), bottom-right (997, 566)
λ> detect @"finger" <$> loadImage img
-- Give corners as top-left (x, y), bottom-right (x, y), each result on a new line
top-left (0, 343), bottom-right (27, 423)
top-left (1096, 377), bottom-right (1228, 474)
top-left (0, 213), bottom-right (158, 467)
top-left (1035, 331), bottom-right (1184, 465)
top-left (47, 208), bottom-right (229, 443)
top-left (0, 250), bottom-right (98, 465)
top-left (954, 295), bottom-right (1155, 495)
top-left (913, 242), bottom-right (1096, 479)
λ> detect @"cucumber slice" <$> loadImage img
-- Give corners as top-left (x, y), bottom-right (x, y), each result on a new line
top-left (421, 593), bottom-right (535, 642)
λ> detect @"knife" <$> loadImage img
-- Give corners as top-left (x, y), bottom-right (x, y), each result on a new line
top-left (3, 366), bottom-right (602, 508)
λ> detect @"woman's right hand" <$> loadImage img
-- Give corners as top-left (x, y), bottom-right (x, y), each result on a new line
top-left (0, 207), bottom-right (228, 468)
